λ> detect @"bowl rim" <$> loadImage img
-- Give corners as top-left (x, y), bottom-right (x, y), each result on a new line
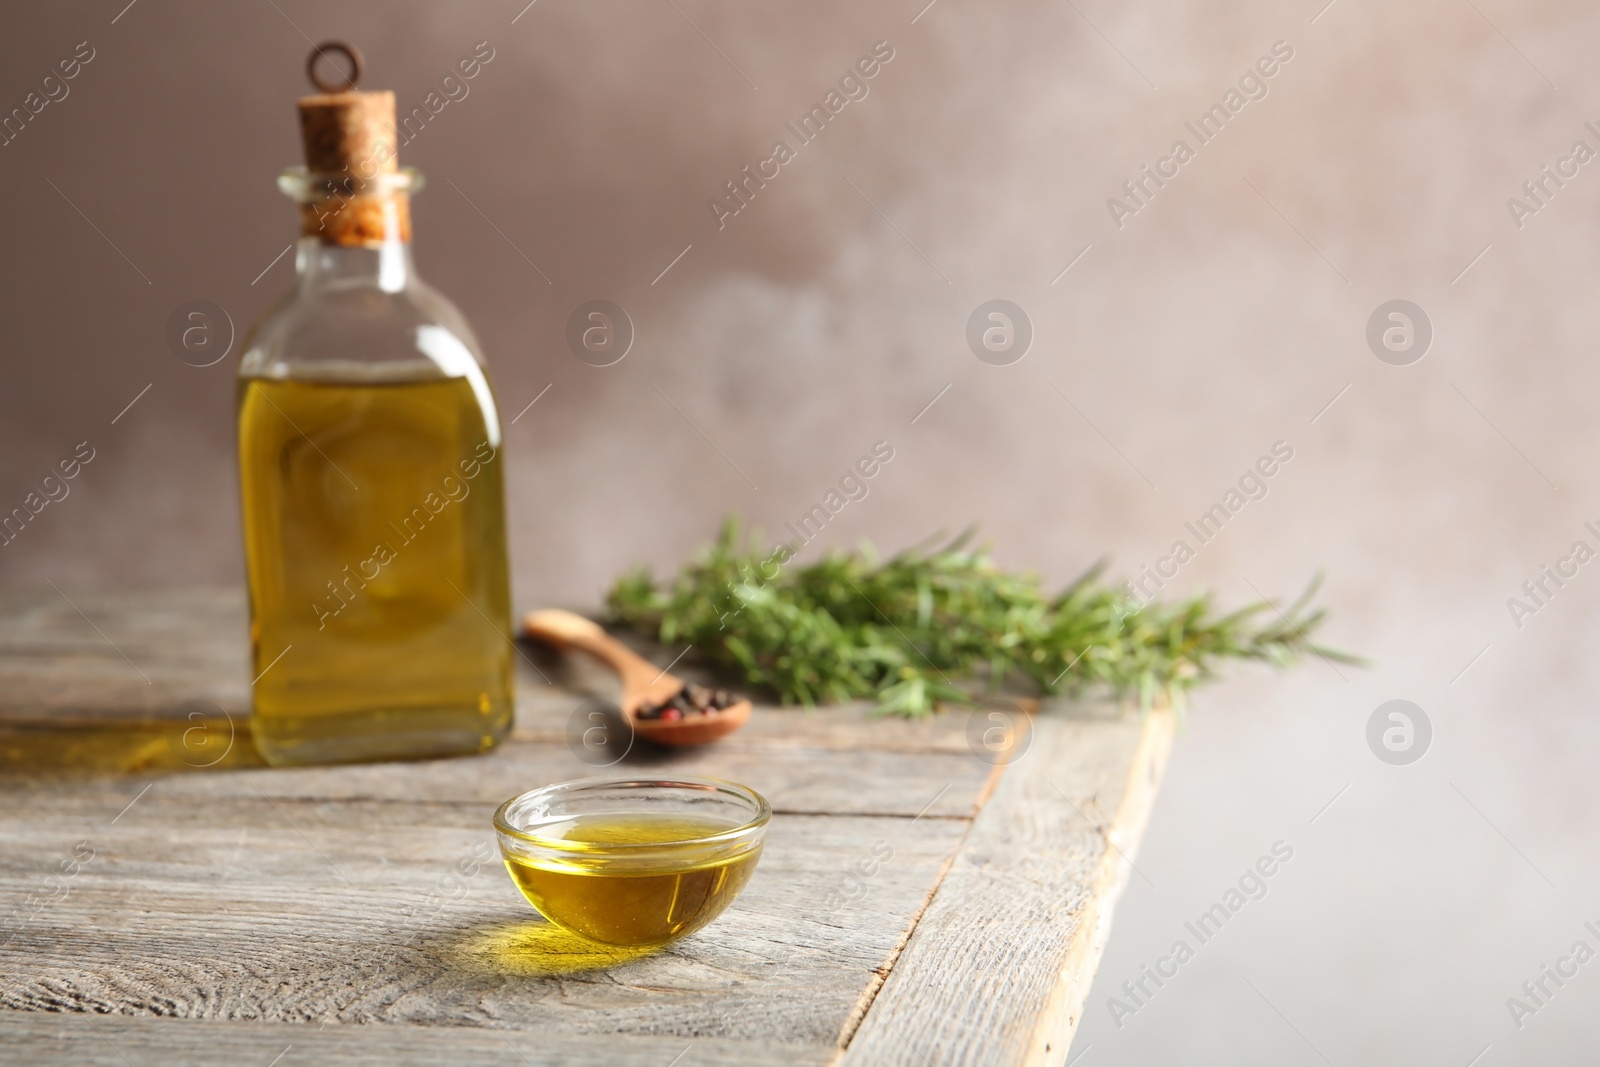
top-left (492, 775), bottom-right (771, 853)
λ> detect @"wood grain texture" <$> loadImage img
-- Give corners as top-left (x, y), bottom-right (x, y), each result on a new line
top-left (837, 707), bottom-right (1175, 1067)
top-left (0, 590), bottom-right (249, 726)
top-left (0, 591), bottom-right (1173, 1066)
top-left (146, 738), bottom-right (991, 818)
top-left (0, 797), bottom-right (967, 1047)
top-left (0, 1012), bottom-right (835, 1067)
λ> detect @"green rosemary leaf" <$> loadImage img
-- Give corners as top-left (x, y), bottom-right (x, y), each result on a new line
top-left (602, 519), bottom-right (1361, 717)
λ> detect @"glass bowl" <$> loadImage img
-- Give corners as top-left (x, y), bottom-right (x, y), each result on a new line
top-left (493, 776), bottom-right (770, 947)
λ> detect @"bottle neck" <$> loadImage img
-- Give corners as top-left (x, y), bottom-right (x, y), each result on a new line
top-left (278, 168), bottom-right (422, 292)
top-left (295, 237), bottom-right (415, 294)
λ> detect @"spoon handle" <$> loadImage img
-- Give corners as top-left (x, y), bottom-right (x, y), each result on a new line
top-left (522, 609), bottom-right (668, 694)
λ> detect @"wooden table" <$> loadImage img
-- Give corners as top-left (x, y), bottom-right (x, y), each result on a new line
top-left (0, 591), bottom-right (1173, 1066)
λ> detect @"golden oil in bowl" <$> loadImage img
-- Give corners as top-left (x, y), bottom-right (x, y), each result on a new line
top-left (494, 778), bottom-right (769, 948)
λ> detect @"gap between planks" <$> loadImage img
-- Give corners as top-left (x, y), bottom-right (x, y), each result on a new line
top-left (833, 708), bottom-right (1175, 1067)
top-left (831, 754), bottom-right (1011, 1051)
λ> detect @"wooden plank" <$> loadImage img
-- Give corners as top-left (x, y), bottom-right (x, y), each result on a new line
top-left (837, 706), bottom-right (1175, 1067)
top-left (0, 590), bottom-right (250, 725)
top-left (0, 1012), bottom-right (836, 1067)
top-left (0, 586), bottom-right (969, 744)
top-left (0, 590), bottom-right (984, 771)
top-left (0, 786), bottom-right (968, 1049)
top-left (6, 732), bottom-right (989, 819)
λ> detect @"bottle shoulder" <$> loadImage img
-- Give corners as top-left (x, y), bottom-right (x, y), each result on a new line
top-left (238, 275), bottom-right (486, 381)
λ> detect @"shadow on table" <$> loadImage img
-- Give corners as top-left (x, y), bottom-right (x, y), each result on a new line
top-left (449, 916), bottom-right (665, 976)
top-left (0, 705), bottom-right (716, 776)
top-left (0, 715), bottom-right (264, 774)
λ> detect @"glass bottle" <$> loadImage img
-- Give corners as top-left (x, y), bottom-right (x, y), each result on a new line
top-left (236, 86), bottom-right (513, 765)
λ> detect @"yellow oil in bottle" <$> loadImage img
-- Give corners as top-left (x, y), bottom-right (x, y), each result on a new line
top-left (503, 814), bottom-right (762, 946)
top-left (237, 374), bottom-right (513, 766)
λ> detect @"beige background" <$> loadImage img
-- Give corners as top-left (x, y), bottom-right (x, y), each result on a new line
top-left (3, 0), bottom-right (1599, 1062)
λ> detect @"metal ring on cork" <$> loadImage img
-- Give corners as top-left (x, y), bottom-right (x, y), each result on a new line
top-left (306, 41), bottom-right (364, 93)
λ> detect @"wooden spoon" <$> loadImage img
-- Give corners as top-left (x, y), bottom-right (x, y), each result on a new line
top-left (521, 609), bottom-right (751, 747)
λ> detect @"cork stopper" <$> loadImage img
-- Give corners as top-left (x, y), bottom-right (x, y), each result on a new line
top-left (297, 93), bottom-right (396, 174)
top-left (293, 43), bottom-right (410, 246)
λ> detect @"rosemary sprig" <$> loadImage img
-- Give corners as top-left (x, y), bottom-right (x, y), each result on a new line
top-left (604, 519), bottom-right (1360, 717)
